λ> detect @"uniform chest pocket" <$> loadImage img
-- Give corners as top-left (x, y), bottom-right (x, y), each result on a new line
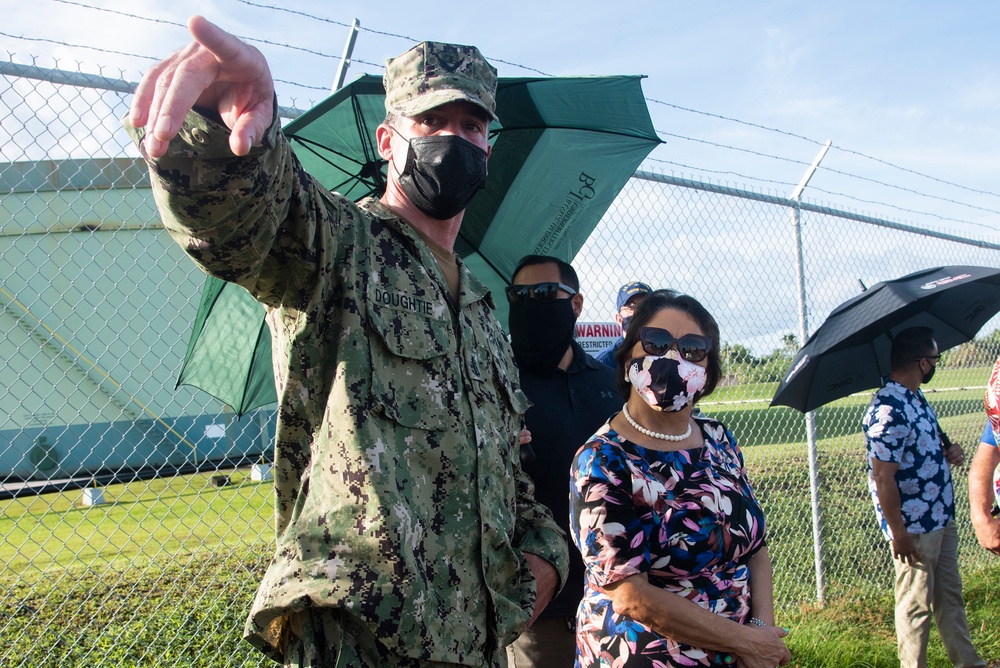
top-left (489, 346), bottom-right (530, 418)
top-left (367, 304), bottom-right (457, 431)
top-left (462, 316), bottom-right (529, 419)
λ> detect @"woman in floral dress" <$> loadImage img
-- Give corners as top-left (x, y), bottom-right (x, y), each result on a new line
top-left (569, 290), bottom-right (790, 668)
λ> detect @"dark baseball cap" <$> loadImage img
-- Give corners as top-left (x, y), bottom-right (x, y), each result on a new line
top-left (383, 41), bottom-right (499, 122)
top-left (616, 281), bottom-right (653, 311)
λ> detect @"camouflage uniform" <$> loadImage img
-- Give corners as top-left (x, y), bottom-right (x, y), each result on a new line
top-left (124, 91), bottom-right (568, 664)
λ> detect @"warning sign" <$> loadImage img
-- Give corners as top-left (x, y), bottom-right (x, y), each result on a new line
top-left (575, 321), bottom-right (620, 354)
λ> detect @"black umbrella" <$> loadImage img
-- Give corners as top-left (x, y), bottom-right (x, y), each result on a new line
top-left (771, 265), bottom-right (1000, 413)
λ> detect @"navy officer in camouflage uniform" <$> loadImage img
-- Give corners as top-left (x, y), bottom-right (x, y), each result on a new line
top-left (124, 16), bottom-right (568, 668)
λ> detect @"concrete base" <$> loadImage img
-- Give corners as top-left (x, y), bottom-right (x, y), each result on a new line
top-left (82, 487), bottom-right (106, 506)
top-left (250, 463), bottom-right (273, 482)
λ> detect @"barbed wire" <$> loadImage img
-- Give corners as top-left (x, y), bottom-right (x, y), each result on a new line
top-left (234, 0), bottom-right (355, 29)
top-left (831, 144), bottom-right (1000, 199)
top-left (818, 165), bottom-right (1000, 217)
top-left (649, 95), bottom-right (1000, 202)
top-left (1, 34), bottom-right (330, 92)
top-left (657, 130), bottom-right (1000, 218)
top-left (52, 0), bottom-right (185, 30)
top-left (806, 185), bottom-right (998, 232)
top-left (230, 0), bottom-right (553, 76)
top-left (648, 97), bottom-right (824, 147)
top-left (646, 157), bottom-right (996, 233)
top-left (47, 0), bottom-right (379, 66)
top-left (0, 29), bottom-right (157, 62)
top-left (9, 0), bottom-right (1000, 228)
top-left (646, 157), bottom-right (798, 190)
top-left (656, 130), bottom-right (810, 167)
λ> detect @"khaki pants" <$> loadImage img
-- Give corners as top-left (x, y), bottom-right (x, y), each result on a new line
top-left (892, 524), bottom-right (985, 668)
top-left (506, 617), bottom-right (576, 668)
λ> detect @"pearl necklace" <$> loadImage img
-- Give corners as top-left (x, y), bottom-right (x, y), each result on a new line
top-left (621, 404), bottom-right (692, 442)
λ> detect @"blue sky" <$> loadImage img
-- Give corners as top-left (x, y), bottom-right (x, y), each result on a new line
top-left (5, 0), bottom-right (1000, 238)
top-left (5, 1), bottom-right (1000, 349)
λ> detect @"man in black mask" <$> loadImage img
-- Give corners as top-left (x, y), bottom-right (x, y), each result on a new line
top-left (506, 255), bottom-right (621, 667)
top-left (124, 19), bottom-right (568, 667)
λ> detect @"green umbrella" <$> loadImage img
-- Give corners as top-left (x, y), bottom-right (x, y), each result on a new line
top-left (177, 275), bottom-right (277, 416)
top-left (178, 73), bottom-right (661, 416)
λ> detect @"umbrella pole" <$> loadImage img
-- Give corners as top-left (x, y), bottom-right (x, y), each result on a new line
top-left (790, 141), bottom-right (832, 607)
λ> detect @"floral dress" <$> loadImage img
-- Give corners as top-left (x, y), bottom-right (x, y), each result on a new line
top-left (569, 415), bottom-right (766, 667)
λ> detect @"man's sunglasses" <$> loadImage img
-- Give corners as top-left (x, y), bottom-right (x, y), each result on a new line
top-left (639, 326), bottom-right (713, 363)
top-left (505, 282), bottom-right (577, 305)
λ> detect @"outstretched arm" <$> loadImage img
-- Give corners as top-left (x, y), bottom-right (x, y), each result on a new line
top-left (128, 15), bottom-right (275, 159)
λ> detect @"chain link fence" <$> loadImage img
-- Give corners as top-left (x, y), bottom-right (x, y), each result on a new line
top-left (3, 61), bottom-right (1000, 666)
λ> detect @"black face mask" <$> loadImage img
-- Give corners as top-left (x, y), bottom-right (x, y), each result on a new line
top-left (922, 364), bottom-right (936, 384)
top-left (396, 134), bottom-right (488, 220)
top-left (620, 315), bottom-right (633, 337)
top-left (508, 299), bottom-right (577, 375)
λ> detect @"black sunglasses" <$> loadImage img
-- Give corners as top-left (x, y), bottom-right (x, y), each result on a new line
top-left (639, 326), bottom-right (713, 363)
top-left (505, 282), bottom-right (577, 305)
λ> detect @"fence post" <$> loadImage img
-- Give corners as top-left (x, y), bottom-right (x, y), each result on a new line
top-left (790, 140), bottom-right (832, 607)
top-left (332, 19), bottom-right (361, 92)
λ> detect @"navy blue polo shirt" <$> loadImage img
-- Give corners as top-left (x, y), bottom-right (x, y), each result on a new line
top-left (517, 339), bottom-right (622, 619)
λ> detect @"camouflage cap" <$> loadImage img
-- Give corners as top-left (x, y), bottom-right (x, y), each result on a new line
top-left (384, 41), bottom-right (499, 122)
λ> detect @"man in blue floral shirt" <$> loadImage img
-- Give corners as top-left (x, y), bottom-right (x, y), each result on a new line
top-left (862, 327), bottom-right (984, 668)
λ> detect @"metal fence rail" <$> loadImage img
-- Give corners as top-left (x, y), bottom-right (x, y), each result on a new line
top-left (3, 62), bottom-right (1000, 667)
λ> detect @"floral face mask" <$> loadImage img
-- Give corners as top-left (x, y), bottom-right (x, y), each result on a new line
top-left (626, 349), bottom-right (707, 412)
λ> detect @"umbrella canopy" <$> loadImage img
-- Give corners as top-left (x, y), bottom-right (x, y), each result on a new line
top-left (286, 73), bottom-right (661, 325)
top-left (771, 265), bottom-right (1000, 413)
top-left (177, 275), bottom-right (276, 415)
top-left (178, 74), bottom-right (661, 416)
top-left (280, 75), bottom-right (387, 202)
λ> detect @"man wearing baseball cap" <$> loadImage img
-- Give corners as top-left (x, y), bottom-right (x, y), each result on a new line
top-left (125, 17), bottom-right (567, 668)
top-left (593, 281), bottom-right (654, 368)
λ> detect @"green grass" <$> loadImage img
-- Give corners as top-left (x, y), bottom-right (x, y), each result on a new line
top-left (4, 549), bottom-right (271, 668)
top-left (5, 514), bottom-right (999, 667)
top-left (2, 469), bottom-right (274, 668)
top-left (1, 469), bottom-right (273, 574)
top-left (783, 561), bottom-right (1000, 666)
top-left (2, 366), bottom-right (998, 666)
top-left (703, 364), bottom-right (990, 447)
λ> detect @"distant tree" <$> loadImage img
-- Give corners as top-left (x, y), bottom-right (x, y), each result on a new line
top-left (720, 335), bottom-right (802, 385)
top-left (779, 333), bottom-right (799, 357)
top-left (721, 342), bottom-right (757, 366)
top-left (979, 329), bottom-right (1000, 359)
top-left (720, 342), bottom-right (758, 384)
top-left (941, 329), bottom-right (1000, 367)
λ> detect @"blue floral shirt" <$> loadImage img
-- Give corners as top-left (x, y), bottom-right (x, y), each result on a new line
top-left (862, 380), bottom-right (954, 539)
